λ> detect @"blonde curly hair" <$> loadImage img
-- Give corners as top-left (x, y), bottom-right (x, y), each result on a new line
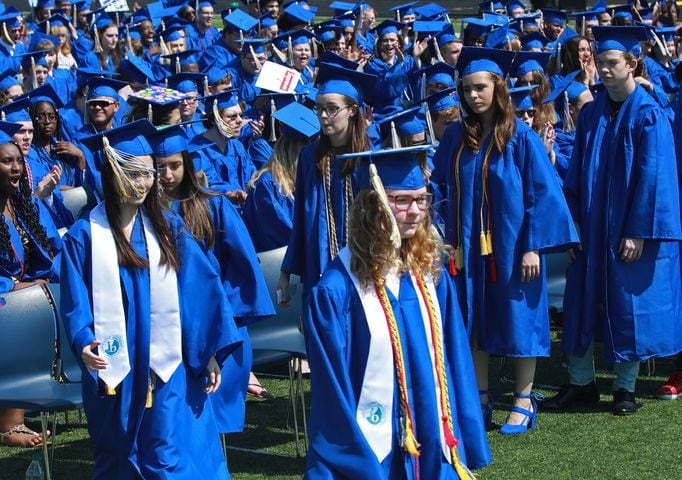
top-left (348, 189), bottom-right (450, 288)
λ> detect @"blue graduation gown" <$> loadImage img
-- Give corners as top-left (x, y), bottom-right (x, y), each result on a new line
top-left (186, 24), bottom-right (219, 52)
top-left (0, 199), bottom-right (61, 293)
top-left (60, 210), bottom-right (242, 480)
top-left (562, 84), bottom-right (682, 363)
top-left (431, 119), bottom-right (578, 357)
top-left (281, 141), bottom-right (369, 298)
top-left (554, 128), bottom-right (574, 181)
top-left (304, 260), bottom-right (492, 479)
top-left (198, 129), bottom-right (257, 192)
top-left (198, 38), bottom-right (237, 71)
top-left (241, 171), bottom-right (294, 253)
top-left (171, 195), bottom-right (275, 433)
top-left (364, 56), bottom-right (418, 116)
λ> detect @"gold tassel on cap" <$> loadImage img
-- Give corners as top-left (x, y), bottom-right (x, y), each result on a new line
top-left (30, 57), bottom-right (38, 89)
top-left (93, 24), bottom-right (103, 54)
top-left (369, 163), bottom-right (401, 249)
top-left (2, 22), bottom-right (13, 46)
top-left (212, 100), bottom-right (234, 138)
top-left (268, 97), bottom-right (277, 143)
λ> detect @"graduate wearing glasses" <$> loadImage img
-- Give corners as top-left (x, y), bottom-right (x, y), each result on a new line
top-left (305, 148), bottom-right (491, 479)
top-left (431, 47), bottom-right (577, 435)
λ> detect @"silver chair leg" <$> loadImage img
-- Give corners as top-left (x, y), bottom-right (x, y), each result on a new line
top-left (296, 357), bottom-right (308, 452)
top-left (288, 358), bottom-right (301, 457)
top-left (40, 413), bottom-right (52, 480)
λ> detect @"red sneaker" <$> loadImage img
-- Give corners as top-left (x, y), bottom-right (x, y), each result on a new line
top-left (656, 370), bottom-right (682, 400)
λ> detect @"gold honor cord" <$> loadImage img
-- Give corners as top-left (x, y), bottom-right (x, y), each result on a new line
top-left (478, 141), bottom-right (495, 257)
top-left (323, 156), bottom-right (353, 261)
top-left (414, 275), bottom-right (476, 480)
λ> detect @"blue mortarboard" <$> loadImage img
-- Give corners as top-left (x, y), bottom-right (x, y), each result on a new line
top-left (413, 61), bottom-right (456, 87)
top-left (203, 89), bottom-right (240, 110)
top-left (81, 119), bottom-right (157, 155)
top-left (161, 49), bottom-right (200, 72)
top-left (0, 68), bottom-right (18, 90)
top-left (150, 125), bottom-right (190, 157)
top-left (83, 6), bottom-right (106, 24)
top-left (329, 1), bottom-right (355, 15)
top-left (260, 10), bottom-right (277, 29)
top-left (159, 25), bottom-right (185, 43)
top-left (433, 23), bottom-right (457, 46)
top-left (592, 26), bottom-right (648, 54)
top-left (455, 46), bottom-right (515, 78)
top-left (462, 17), bottom-right (494, 38)
top-left (0, 98), bottom-right (32, 123)
top-left (72, 0), bottom-right (91, 9)
top-left (282, 3), bottom-right (315, 25)
top-left (336, 12), bottom-right (355, 28)
top-left (223, 9), bottom-right (259, 33)
top-left (509, 85), bottom-right (537, 110)
top-left (378, 105), bottom-right (426, 137)
top-left (0, 8), bottom-right (22, 29)
top-left (281, 28), bottom-right (315, 46)
top-left (17, 49), bottom-right (52, 70)
top-left (421, 86), bottom-right (458, 111)
top-left (76, 67), bottom-right (119, 89)
top-left (315, 62), bottom-right (378, 105)
top-left (374, 151), bottom-right (426, 190)
top-left (520, 31), bottom-right (551, 51)
top-left (91, 13), bottom-right (115, 32)
top-left (570, 9), bottom-right (599, 23)
top-left (28, 32), bottom-right (61, 51)
top-left (506, 0), bottom-right (525, 14)
top-left (612, 5), bottom-right (633, 20)
top-left (0, 121), bottom-right (22, 145)
top-left (235, 38), bottom-right (267, 55)
top-left (203, 63), bottom-right (228, 85)
top-left (485, 23), bottom-right (513, 49)
top-left (390, 2), bottom-right (419, 20)
top-left (19, 84), bottom-right (63, 108)
top-left (412, 20), bottom-right (446, 41)
top-left (87, 77), bottom-right (127, 100)
top-left (168, 72), bottom-right (204, 94)
top-left (541, 8), bottom-right (567, 25)
top-left (272, 101), bottom-right (320, 140)
top-left (119, 53), bottom-right (158, 85)
top-left (656, 26), bottom-right (676, 43)
top-left (543, 70), bottom-right (581, 104)
top-left (415, 2), bottom-right (448, 21)
top-left (638, 7), bottom-right (653, 20)
top-left (478, 1), bottom-right (504, 13)
top-left (316, 20), bottom-right (342, 43)
top-left (196, 0), bottom-right (215, 9)
top-left (373, 20), bottom-right (405, 37)
top-left (509, 13), bottom-right (541, 34)
top-left (36, 13), bottom-right (70, 33)
top-left (127, 86), bottom-right (188, 106)
top-left (36, 0), bottom-right (56, 8)
top-left (509, 51), bottom-right (551, 77)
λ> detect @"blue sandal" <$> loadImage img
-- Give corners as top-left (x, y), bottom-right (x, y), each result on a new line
top-left (499, 391), bottom-right (541, 435)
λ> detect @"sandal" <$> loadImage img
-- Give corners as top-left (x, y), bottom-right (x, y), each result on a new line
top-left (247, 383), bottom-right (274, 399)
top-left (0, 424), bottom-right (50, 448)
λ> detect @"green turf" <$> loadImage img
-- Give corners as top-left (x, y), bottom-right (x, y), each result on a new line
top-left (1, 342), bottom-right (679, 480)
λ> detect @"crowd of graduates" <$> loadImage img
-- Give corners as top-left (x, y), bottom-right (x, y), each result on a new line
top-left (0, 0), bottom-right (681, 478)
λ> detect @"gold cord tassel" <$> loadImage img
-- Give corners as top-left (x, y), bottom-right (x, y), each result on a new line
top-left (106, 386), bottom-right (116, 395)
top-left (93, 25), bottom-right (103, 54)
top-left (287, 36), bottom-right (293, 66)
top-left (369, 163), bottom-right (401, 249)
top-left (480, 231), bottom-right (489, 255)
top-left (400, 416), bottom-right (421, 456)
top-left (454, 246), bottom-right (464, 269)
top-left (145, 374), bottom-right (155, 408)
top-left (212, 100), bottom-right (234, 138)
top-left (434, 37), bottom-right (444, 63)
top-left (2, 22), bottom-right (13, 46)
top-left (390, 120), bottom-right (401, 149)
top-left (30, 56), bottom-right (38, 89)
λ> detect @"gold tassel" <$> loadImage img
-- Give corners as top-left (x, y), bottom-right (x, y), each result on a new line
top-left (126, 25), bottom-right (132, 53)
top-left (287, 35), bottom-right (293, 66)
top-left (106, 386), bottom-right (116, 395)
top-left (175, 56), bottom-right (181, 74)
top-left (454, 246), bottom-right (464, 269)
top-left (486, 231), bottom-right (493, 254)
top-left (453, 459), bottom-right (477, 480)
top-left (434, 37), bottom-right (444, 63)
top-left (30, 56), bottom-right (38, 89)
top-left (249, 45), bottom-right (260, 70)
top-left (2, 22), bottom-right (13, 46)
top-left (423, 101), bottom-right (435, 143)
top-left (390, 120), bottom-right (402, 149)
top-left (268, 97), bottom-right (277, 142)
top-left (147, 103), bottom-right (153, 122)
top-left (145, 374), bottom-right (154, 408)
top-left (400, 417), bottom-right (421, 456)
top-left (271, 44), bottom-right (287, 63)
top-left (93, 24), bottom-right (103, 54)
top-left (159, 36), bottom-right (169, 57)
top-left (202, 75), bottom-right (209, 96)
top-left (480, 231), bottom-right (489, 255)
top-left (72, 4), bottom-right (77, 28)
top-left (369, 163), bottom-right (402, 249)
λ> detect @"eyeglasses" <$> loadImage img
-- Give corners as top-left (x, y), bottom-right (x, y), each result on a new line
top-left (126, 169), bottom-right (156, 182)
top-left (35, 112), bottom-right (57, 122)
top-left (515, 109), bottom-right (535, 118)
top-left (388, 193), bottom-right (433, 211)
top-left (87, 100), bottom-right (116, 108)
top-left (313, 104), bottom-right (350, 118)
top-left (179, 96), bottom-right (198, 104)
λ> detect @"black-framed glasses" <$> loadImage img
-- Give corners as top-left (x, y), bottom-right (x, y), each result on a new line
top-left (313, 104), bottom-right (350, 118)
top-left (388, 193), bottom-right (433, 211)
top-left (87, 100), bottom-right (116, 108)
top-left (179, 96), bottom-right (198, 104)
top-left (515, 109), bottom-right (535, 118)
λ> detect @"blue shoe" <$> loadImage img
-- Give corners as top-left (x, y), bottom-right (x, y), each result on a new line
top-left (499, 392), bottom-right (539, 435)
top-left (479, 390), bottom-right (493, 429)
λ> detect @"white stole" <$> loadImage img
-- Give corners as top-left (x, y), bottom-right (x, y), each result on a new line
top-left (90, 203), bottom-right (182, 390)
top-left (338, 248), bottom-right (394, 462)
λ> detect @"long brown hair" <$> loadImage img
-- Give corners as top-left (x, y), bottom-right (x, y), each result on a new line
top-left (248, 134), bottom-right (306, 198)
top-left (101, 156), bottom-right (179, 270)
top-left (315, 94), bottom-right (368, 177)
top-left (162, 151), bottom-right (217, 249)
top-left (348, 189), bottom-right (449, 288)
top-left (457, 73), bottom-right (515, 153)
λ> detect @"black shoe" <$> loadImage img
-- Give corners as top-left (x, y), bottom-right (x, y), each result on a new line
top-left (541, 382), bottom-right (600, 411)
top-left (612, 389), bottom-right (637, 416)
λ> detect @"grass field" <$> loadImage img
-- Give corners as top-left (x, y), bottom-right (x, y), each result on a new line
top-left (1, 338), bottom-right (679, 480)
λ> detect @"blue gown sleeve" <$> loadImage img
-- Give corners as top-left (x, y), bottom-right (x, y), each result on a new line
top-left (246, 137), bottom-right (273, 170)
top-left (241, 174), bottom-right (294, 252)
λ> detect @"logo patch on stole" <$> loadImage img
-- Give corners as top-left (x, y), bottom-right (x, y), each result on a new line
top-left (102, 336), bottom-right (123, 357)
top-left (364, 402), bottom-right (385, 425)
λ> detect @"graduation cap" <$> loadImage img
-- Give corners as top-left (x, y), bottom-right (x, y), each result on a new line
top-left (272, 101), bottom-right (319, 140)
top-left (509, 85), bottom-right (537, 111)
top-left (656, 26), bottom-right (677, 43)
top-left (0, 120), bottom-right (21, 144)
top-left (168, 72), bottom-right (205, 95)
top-left (541, 8), bottom-right (567, 25)
top-left (509, 13), bottom-right (541, 34)
top-left (149, 124), bottom-right (191, 157)
top-left (17, 84), bottom-right (63, 108)
top-left (282, 2), bottom-right (315, 25)
top-left (0, 68), bottom-right (19, 90)
top-left (373, 149), bottom-right (426, 190)
top-left (81, 119), bottom-right (157, 156)
top-left (0, 97), bottom-right (32, 123)
top-left (414, 2), bottom-right (448, 21)
top-left (161, 49), bottom-right (200, 74)
top-left (35, 12), bottom-right (70, 33)
top-left (390, 2), bottom-right (419, 21)
top-left (35, 0), bottom-right (56, 9)
top-left (478, 1), bottom-right (505, 14)
top-left (455, 46), bottom-right (515, 78)
top-left (485, 23), bottom-right (514, 49)
top-left (612, 5), bottom-right (633, 20)
top-left (412, 20), bottom-right (446, 41)
top-left (520, 31), bottom-right (551, 51)
top-left (128, 85), bottom-right (188, 107)
top-left (223, 9), bottom-right (259, 34)
top-left (28, 31), bottom-right (61, 51)
top-left (509, 51), bottom-right (551, 77)
top-left (462, 17), bottom-right (494, 38)
top-left (159, 24), bottom-right (186, 44)
top-left (420, 86), bottom-right (458, 112)
top-left (76, 67), bottom-right (120, 90)
top-left (203, 89), bottom-right (240, 111)
top-left (506, 0), bottom-right (525, 15)
top-left (413, 61), bottom-right (456, 88)
top-left (86, 77), bottom-right (127, 101)
top-left (315, 61), bottom-right (377, 105)
top-left (543, 70), bottom-right (582, 104)
top-left (203, 63), bottom-right (229, 85)
top-left (592, 25), bottom-right (648, 54)
top-left (377, 105), bottom-right (426, 148)
top-left (372, 20), bottom-right (405, 38)
top-left (0, 8), bottom-right (23, 29)
top-left (235, 37), bottom-right (268, 55)
top-left (315, 20), bottom-right (342, 43)
top-left (329, 1), bottom-right (356, 17)
top-left (259, 10), bottom-right (277, 29)
top-left (570, 8), bottom-right (600, 24)
top-left (119, 53), bottom-right (158, 85)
